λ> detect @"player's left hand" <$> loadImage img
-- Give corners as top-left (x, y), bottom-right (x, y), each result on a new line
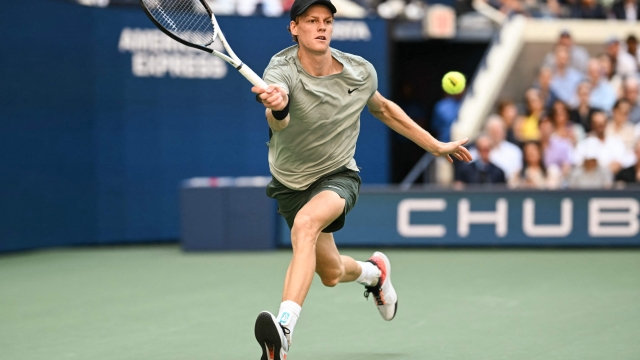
top-left (434, 138), bottom-right (473, 163)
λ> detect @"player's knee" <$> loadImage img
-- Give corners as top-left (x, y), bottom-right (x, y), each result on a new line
top-left (292, 214), bottom-right (321, 239)
top-left (319, 269), bottom-right (343, 287)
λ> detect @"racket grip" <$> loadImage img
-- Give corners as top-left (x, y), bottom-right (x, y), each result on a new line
top-left (238, 64), bottom-right (268, 89)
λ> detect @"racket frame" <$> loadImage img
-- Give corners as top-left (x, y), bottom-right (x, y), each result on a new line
top-left (139, 0), bottom-right (267, 88)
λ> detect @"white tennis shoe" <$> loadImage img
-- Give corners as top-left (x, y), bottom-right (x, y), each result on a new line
top-left (254, 311), bottom-right (289, 360)
top-left (364, 251), bottom-right (398, 321)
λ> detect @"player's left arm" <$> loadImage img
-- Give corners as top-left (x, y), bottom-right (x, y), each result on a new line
top-left (367, 91), bottom-right (472, 163)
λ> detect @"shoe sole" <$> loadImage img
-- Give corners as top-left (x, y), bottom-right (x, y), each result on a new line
top-left (374, 251), bottom-right (398, 320)
top-left (254, 311), bottom-right (283, 360)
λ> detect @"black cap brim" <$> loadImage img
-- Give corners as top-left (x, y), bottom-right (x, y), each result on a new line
top-left (290, 0), bottom-right (337, 21)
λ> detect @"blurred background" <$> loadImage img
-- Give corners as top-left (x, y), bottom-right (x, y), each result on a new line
top-left (1, 1), bottom-right (639, 359)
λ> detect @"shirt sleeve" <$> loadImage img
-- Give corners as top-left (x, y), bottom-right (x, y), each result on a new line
top-left (364, 61), bottom-right (378, 98)
top-left (263, 63), bottom-right (292, 94)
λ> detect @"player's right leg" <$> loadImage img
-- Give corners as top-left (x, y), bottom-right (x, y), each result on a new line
top-left (254, 190), bottom-right (344, 360)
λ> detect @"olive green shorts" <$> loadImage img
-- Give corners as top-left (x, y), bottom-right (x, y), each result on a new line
top-left (266, 166), bottom-right (361, 233)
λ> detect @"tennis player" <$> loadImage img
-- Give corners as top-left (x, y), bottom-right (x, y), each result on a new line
top-left (252, 0), bottom-right (472, 358)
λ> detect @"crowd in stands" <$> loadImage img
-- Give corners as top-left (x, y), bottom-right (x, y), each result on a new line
top-left (452, 31), bottom-right (640, 190)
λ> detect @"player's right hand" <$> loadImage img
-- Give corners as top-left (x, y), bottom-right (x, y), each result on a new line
top-left (252, 85), bottom-right (289, 111)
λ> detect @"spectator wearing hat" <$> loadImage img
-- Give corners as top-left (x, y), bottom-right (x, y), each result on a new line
top-left (611, 0), bottom-right (640, 21)
top-left (615, 140), bottom-right (640, 184)
top-left (542, 31), bottom-right (590, 73)
top-left (605, 36), bottom-right (638, 78)
top-left (550, 45), bottom-right (584, 106)
top-left (569, 137), bottom-right (613, 189)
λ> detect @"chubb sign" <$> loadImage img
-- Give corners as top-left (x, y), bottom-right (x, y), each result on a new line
top-left (397, 197), bottom-right (640, 238)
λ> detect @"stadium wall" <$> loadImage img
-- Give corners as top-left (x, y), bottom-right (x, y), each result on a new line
top-left (0, 0), bottom-right (388, 252)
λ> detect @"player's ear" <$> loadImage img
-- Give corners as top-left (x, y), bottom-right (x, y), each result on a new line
top-left (290, 21), bottom-right (298, 36)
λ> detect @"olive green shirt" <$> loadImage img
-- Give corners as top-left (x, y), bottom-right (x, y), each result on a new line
top-left (263, 45), bottom-right (378, 190)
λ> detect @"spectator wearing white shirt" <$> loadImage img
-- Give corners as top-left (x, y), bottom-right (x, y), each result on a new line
top-left (606, 99), bottom-right (635, 151)
top-left (574, 111), bottom-right (634, 175)
top-left (569, 137), bottom-right (613, 189)
top-left (485, 116), bottom-right (523, 179)
top-left (605, 36), bottom-right (638, 78)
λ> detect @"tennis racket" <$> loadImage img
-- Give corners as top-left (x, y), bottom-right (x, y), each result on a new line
top-left (139, 0), bottom-right (267, 88)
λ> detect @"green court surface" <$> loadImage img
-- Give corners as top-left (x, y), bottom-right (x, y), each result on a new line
top-left (1, 246), bottom-right (639, 360)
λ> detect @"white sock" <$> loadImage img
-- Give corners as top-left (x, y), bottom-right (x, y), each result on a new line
top-left (277, 300), bottom-right (301, 343)
top-left (355, 260), bottom-right (381, 286)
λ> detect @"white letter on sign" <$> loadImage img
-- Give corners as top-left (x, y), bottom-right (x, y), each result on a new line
top-left (457, 199), bottom-right (508, 237)
top-left (523, 198), bottom-right (573, 237)
top-left (397, 199), bottom-right (446, 237)
top-left (589, 198), bottom-right (640, 237)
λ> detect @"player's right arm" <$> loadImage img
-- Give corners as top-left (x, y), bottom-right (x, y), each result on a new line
top-left (253, 84), bottom-right (290, 132)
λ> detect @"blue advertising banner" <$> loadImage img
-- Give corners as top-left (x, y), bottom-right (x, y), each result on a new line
top-left (278, 189), bottom-right (640, 246)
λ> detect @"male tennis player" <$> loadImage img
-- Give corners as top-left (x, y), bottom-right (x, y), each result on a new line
top-left (252, 0), bottom-right (472, 358)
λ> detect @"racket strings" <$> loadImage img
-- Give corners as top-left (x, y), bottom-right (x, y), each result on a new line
top-left (142, 0), bottom-right (216, 47)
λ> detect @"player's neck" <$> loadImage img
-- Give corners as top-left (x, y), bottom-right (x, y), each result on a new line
top-left (297, 47), bottom-right (342, 77)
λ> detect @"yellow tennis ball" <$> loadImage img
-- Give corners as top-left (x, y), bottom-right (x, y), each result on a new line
top-left (442, 71), bottom-right (466, 95)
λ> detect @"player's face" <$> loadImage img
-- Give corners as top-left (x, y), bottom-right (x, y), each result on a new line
top-left (291, 5), bottom-right (334, 55)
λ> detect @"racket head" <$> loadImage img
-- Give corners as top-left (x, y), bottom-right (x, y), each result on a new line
top-left (139, 0), bottom-right (218, 53)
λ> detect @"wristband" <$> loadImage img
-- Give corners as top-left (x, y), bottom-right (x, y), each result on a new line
top-left (255, 93), bottom-right (263, 103)
top-left (271, 96), bottom-right (290, 121)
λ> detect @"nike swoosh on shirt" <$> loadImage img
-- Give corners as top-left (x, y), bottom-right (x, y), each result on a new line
top-left (348, 88), bottom-right (360, 94)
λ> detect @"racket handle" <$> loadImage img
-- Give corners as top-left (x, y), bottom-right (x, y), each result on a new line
top-left (238, 64), bottom-right (268, 89)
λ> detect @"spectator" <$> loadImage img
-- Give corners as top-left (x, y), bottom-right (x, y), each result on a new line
top-left (550, 45), bottom-right (584, 106)
top-left (485, 115), bottom-right (523, 178)
top-left (569, 0), bottom-right (607, 18)
top-left (431, 93), bottom-right (462, 142)
top-left (615, 140), bottom-right (640, 183)
top-left (626, 35), bottom-right (640, 67)
top-left (582, 58), bottom-right (617, 113)
top-left (570, 82), bottom-right (602, 132)
top-left (509, 141), bottom-right (563, 189)
top-left (611, 0), bottom-right (640, 21)
top-left (516, 88), bottom-right (545, 141)
top-left (574, 110), bottom-right (633, 175)
top-left (533, 66), bottom-right (557, 109)
top-left (569, 138), bottom-right (613, 189)
top-left (496, 99), bottom-right (521, 145)
top-left (598, 53), bottom-right (624, 98)
top-left (539, 118), bottom-right (574, 177)
top-left (623, 77), bottom-right (640, 124)
top-left (606, 99), bottom-right (635, 151)
top-left (550, 100), bottom-right (583, 144)
top-left (455, 135), bottom-right (506, 186)
top-left (542, 31), bottom-right (590, 73)
top-left (605, 36), bottom-right (638, 78)
top-left (236, 0), bottom-right (284, 16)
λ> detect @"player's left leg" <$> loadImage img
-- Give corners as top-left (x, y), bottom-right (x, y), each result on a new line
top-left (315, 232), bottom-right (399, 321)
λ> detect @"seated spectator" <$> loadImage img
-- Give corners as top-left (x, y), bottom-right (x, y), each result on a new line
top-left (539, 118), bottom-right (573, 177)
top-left (542, 31), bottom-right (589, 73)
top-left (569, 0), bottom-right (607, 19)
top-left (606, 99), bottom-right (635, 151)
top-left (533, 66), bottom-right (557, 109)
top-left (515, 88), bottom-right (545, 142)
top-left (605, 36), bottom-right (638, 78)
top-left (569, 82), bottom-right (602, 132)
top-left (582, 58), bottom-right (617, 113)
top-left (615, 140), bottom-right (640, 183)
top-left (623, 77), bottom-right (640, 124)
top-left (550, 100), bottom-right (584, 144)
top-left (611, 0), bottom-right (640, 21)
top-left (509, 141), bottom-right (563, 189)
top-left (569, 138), bottom-right (613, 189)
top-left (432, 93), bottom-right (463, 142)
top-left (550, 45), bottom-right (584, 106)
top-left (455, 135), bottom-right (506, 186)
top-left (485, 116), bottom-right (523, 178)
top-left (236, 0), bottom-right (284, 16)
top-left (574, 111), bottom-right (634, 175)
top-left (626, 35), bottom-right (640, 67)
top-left (496, 99), bottom-right (521, 145)
top-left (598, 53), bottom-right (624, 99)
